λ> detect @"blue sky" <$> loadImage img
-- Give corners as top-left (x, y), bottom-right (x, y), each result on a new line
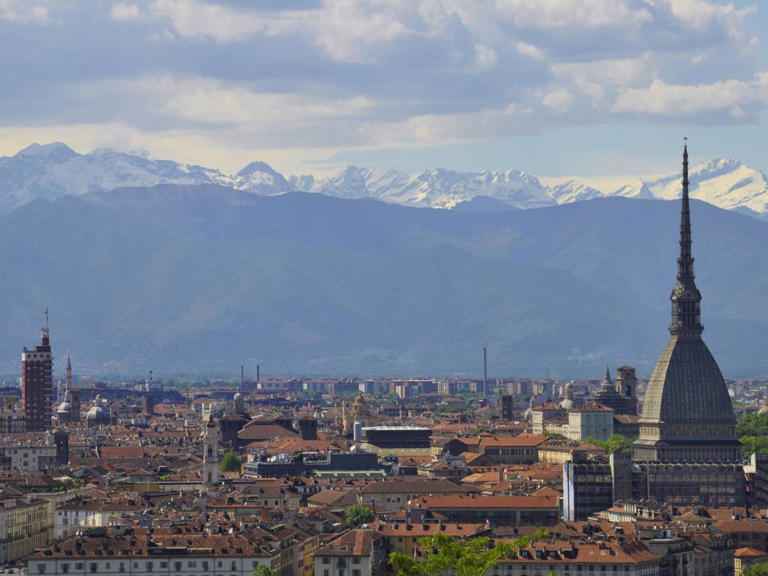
top-left (0, 0), bottom-right (766, 177)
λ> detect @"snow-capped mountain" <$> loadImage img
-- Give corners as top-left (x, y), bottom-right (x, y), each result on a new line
top-left (0, 143), bottom-right (232, 214)
top-left (296, 167), bottom-right (553, 209)
top-left (548, 180), bottom-right (603, 204)
top-left (611, 179), bottom-right (655, 200)
top-left (3, 142), bottom-right (768, 219)
top-left (646, 158), bottom-right (768, 216)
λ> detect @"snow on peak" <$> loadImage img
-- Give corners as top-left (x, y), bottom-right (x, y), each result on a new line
top-left (549, 180), bottom-right (603, 205)
top-left (15, 142), bottom-right (77, 160)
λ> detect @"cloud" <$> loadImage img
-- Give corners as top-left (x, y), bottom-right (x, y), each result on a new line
top-left (474, 44), bottom-right (498, 70)
top-left (612, 75), bottom-right (768, 117)
top-left (125, 76), bottom-right (377, 127)
top-left (515, 41), bottom-right (545, 61)
top-left (150, 0), bottom-right (292, 42)
top-left (111, 3), bottom-right (141, 21)
top-left (541, 89), bottom-right (574, 113)
top-left (0, 0), bottom-right (48, 23)
top-left (495, 0), bottom-right (653, 29)
top-left (0, 0), bottom-right (765, 175)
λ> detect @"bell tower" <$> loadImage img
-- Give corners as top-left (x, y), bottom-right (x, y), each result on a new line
top-left (202, 415), bottom-right (220, 488)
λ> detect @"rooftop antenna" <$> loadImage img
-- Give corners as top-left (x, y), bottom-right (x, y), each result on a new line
top-left (41, 306), bottom-right (50, 344)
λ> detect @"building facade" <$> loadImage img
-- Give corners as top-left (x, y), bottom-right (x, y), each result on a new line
top-left (22, 322), bottom-right (53, 432)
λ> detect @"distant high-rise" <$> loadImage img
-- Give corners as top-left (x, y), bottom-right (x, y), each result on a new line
top-left (22, 314), bottom-right (53, 432)
top-left (500, 394), bottom-right (515, 421)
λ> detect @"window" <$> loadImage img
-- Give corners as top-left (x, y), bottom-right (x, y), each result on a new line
top-left (90, 563), bottom-right (98, 573)
top-left (324, 570), bottom-right (329, 576)
top-left (175, 561), bottom-right (182, 571)
top-left (61, 565), bottom-right (69, 574)
top-left (36, 564), bottom-right (46, 574)
top-left (160, 562), bottom-right (168, 569)
top-left (76, 564), bottom-right (84, 570)
top-left (119, 562), bottom-right (126, 573)
top-left (231, 561), bottom-right (237, 571)
top-left (323, 558), bottom-right (330, 565)
top-left (353, 570), bottom-right (361, 576)
top-left (353, 558), bottom-right (360, 565)
top-left (189, 561), bottom-right (197, 568)
top-left (203, 561), bottom-right (210, 571)
top-left (147, 562), bottom-right (153, 572)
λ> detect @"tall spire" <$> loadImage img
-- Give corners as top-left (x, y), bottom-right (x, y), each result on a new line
top-left (66, 353), bottom-right (72, 391)
top-left (669, 139), bottom-right (703, 337)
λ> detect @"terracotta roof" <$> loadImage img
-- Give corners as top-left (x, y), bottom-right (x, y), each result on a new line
top-left (416, 494), bottom-right (559, 510)
top-left (716, 519), bottom-right (768, 533)
top-left (315, 530), bottom-right (381, 557)
top-left (373, 522), bottom-right (488, 538)
top-left (497, 539), bottom-right (659, 565)
top-left (734, 547), bottom-right (768, 557)
top-left (359, 478), bottom-right (469, 495)
top-left (307, 489), bottom-right (359, 507)
top-left (479, 434), bottom-right (548, 448)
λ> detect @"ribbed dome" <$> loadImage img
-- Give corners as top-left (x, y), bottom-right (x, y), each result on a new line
top-left (641, 335), bottom-right (734, 424)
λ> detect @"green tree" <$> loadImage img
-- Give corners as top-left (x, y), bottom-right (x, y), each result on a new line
top-left (737, 413), bottom-right (768, 438)
top-left (389, 531), bottom-right (548, 576)
top-left (253, 565), bottom-right (278, 576)
top-left (219, 452), bottom-right (241, 473)
top-left (740, 436), bottom-right (768, 458)
top-left (744, 561), bottom-right (768, 576)
top-left (586, 434), bottom-right (634, 454)
top-left (346, 504), bottom-right (375, 527)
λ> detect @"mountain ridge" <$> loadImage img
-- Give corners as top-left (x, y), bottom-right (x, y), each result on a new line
top-left (2, 142), bottom-right (768, 218)
top-left (1, 184), bottom-right (767, 378)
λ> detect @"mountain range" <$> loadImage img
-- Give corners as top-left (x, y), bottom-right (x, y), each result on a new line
top-left (1, 181), bottom-right (767, 378)
top-left (3, 143), bottom-right (768, 218)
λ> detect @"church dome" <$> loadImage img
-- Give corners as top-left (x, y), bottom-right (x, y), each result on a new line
top-left (641, 335), bottom-right (735, 424)
top-left (57, 401), bottom-right (71, 414)
top-left (86, 405), bottom-right (109, 424)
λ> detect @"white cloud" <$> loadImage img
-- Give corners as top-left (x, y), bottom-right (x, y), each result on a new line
top-left (474, 44), bottom-right (497, 70)
top-left (495, 0), bottom-right (652, 29)
top-left (0, 0), bottom-right (48, 23)
top-left (515, 41), bottom-right (545, 60)
top-left (111, 3), bottom-right (141, 21)
top-left (612, 75), bottom-right (768, 116)
top-left (150, 0), bottom-right (293, 42)
top-left (121, 76), bottom-right (377, 127)
top-left (541, 89), bottom-right (574, 113)
top-left (0, 0), bottom-right (766, 173)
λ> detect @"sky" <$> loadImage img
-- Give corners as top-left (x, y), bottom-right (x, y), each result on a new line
top-left (0, 0), bottom-right (767, 178)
